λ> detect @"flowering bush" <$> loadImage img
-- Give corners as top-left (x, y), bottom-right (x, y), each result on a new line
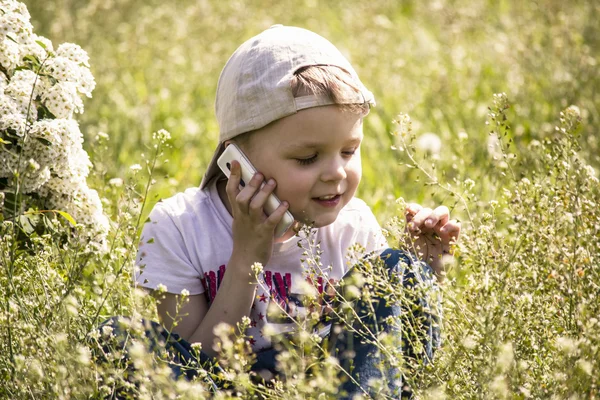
top-left (0, 0), bottom-right (107, 245)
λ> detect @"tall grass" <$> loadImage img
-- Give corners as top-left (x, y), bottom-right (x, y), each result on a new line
top-left (0, 0), bottom-right (597, 398)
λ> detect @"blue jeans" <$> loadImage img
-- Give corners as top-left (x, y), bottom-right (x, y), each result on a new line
top-left (95, 249), bottom-right (440, 399)
top-left (333, 249), bottom-right (441, 398)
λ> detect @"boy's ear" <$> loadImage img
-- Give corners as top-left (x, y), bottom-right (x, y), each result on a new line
top-left (223, 140), bottom-right (233, 148)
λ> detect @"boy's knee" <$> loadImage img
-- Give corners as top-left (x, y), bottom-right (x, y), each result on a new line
top-left (379, 248), bottom-right (436, 288)
top-left (379, 248), bottom-right (412, 272)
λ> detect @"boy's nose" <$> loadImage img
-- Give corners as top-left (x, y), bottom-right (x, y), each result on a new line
top-left (321, 157), bottom-right (347, 182)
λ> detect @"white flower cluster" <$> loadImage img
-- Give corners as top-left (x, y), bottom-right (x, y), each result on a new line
top-left (0, 0), bottom-right (108, 242)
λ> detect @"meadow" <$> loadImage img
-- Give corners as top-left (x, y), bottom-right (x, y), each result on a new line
top-left (1, 0), bottom-right (599, 398)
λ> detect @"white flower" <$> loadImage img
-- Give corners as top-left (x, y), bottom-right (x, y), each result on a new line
top-left (22, 34), bottom-right (53, 61)
top-left (463, 178), bottom-right (475, 190)
top-left (584, 165), bottom-right (598, 182)
top-left (108, 178), bottom-right (124, 187)
top-left (0, 94), bottom-right (20, 118)
top-left (42, 81), bottom-right (82, 118)
top-left (101, 324), bottom-right (114, 337)
top-left (44, 56), bottom-right (80, 82)
top-left (0, 39), bottom-right (21, 73)
top-left (76, 346), bottom-right (91, 366)
top-left (490, 376), bottom-right (508, 397)
top-left (190, 342), bottom-right (202, 352)
top-left (251, 262), bottom-right (264, 275)
top-left (487, 133), bottom-right (502, 159)
top-left (156, 283), bottom-right (168, 294)
top-left (0, 0), bottom-right (107, 248)
top-left (0, 68), bottom-right (8, 88)
top-left (0, 112), bottom-right (27, 138)
top-left (566, 105), bottom-right (581, 118)
top-left (0, 1), bottom-right (33, 38)
top-left (556, 336), bottom-right (577, 355)
top-left (5, 69), bottom-right (48, 114)
top-left (576, 359), bottom-right (593, 376)
top-left (29, 119), bottom-right (63, 147)
top-left (129, 164), bottom-right (142, 172)
top-left (462, 335), bottom-right (477, 349)
top-left (26, 158), bottom-right (39, 171)
top-left (180, 288), bottom-right (190, 297)
top-left (416, 132), bottom-right (442, 156)
top-left (153, 128), bottom-right (171, 142)
top-left (43, 52), bottom-right (95, 97)
top-left (20, 164), bottom-right (51, 193)
top-left (496, 342), bottom-right (514, 372)
top-left (56, 43), bottom-right (90, 67)
top-left (77, 66), bottom-right (95, 97)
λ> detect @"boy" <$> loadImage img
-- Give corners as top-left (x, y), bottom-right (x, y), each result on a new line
top-left (133, 25), bottom-right (460, 396)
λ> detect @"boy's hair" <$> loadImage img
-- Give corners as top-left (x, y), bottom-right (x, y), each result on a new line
top-left (235, 66), bottom-right (370, 148)
top-left (200, 25), bottom-right (375, 189)
top-left (291, 66), bottom-right (370, 116)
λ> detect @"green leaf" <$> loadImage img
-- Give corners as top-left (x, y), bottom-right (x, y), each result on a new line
top-left (23, 55), bottom-right (40, 66)
top-left (3, 192), bottom-right (21, 218)
top-left (54, 210), bottom-right (76, 226)
top-left (18, 214), bottom-right (37, 235)
top-left (146, 237), bottom-right (155, 244)
top-left (0, 137), bottom-right (12, 145)
top-left (42, 214), bottom-right (57, 231)
top-left (35, 40), bottom-right (47, 50)
top-left (35, 137), bottom-right (52, 146)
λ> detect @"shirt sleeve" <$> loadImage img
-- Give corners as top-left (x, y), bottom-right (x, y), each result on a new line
top-left (134, 201), bottom-right (205, 295)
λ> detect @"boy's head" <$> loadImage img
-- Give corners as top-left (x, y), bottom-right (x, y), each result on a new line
top-left (201, 25), bottom-right (374, 186)
top-left (201, 25), bottom-right (375, 227)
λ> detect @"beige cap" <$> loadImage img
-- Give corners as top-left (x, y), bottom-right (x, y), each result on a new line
top-left (200, 25), bottom-right (375, 189)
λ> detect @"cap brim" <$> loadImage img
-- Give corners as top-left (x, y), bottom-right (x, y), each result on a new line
top-left (200, 142), bottom-right (226, 190)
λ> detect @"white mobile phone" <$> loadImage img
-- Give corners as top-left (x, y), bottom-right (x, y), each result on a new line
top-left (217, 143), bottom-right (295, 238)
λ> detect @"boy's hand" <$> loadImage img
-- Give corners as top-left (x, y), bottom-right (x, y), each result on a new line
top-left (226, 161), bottom-right (290, 270)
top-left (404, 203), bottom-right (461, 279)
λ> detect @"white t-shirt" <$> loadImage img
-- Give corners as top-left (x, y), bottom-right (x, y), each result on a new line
top-left (135, 179), bottom-right (388, 352)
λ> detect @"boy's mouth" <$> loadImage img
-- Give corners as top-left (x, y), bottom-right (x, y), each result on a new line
top-left (316, 194), bottom-right (338, 200)
top-left (312, 194), bottom-right (342, 207)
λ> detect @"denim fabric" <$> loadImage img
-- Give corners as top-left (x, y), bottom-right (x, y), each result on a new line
top-left (95, 249), bottom-right (441, 399)
top-left (94, 316), bottom-right (223, 394)
top-left (333, 248), bottom-right (441, 399)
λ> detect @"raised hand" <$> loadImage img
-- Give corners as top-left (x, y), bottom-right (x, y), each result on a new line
top-left (404, 203), bottom-right (461, 279)
top-left (226, 160), bottom-right (290, 269)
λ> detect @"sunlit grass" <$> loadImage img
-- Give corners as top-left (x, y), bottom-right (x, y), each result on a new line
top-left (1, 0), bottom-right (598, 397)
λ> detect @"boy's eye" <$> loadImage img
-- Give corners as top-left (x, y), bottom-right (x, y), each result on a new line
top-left (296, 154), bottom-right (318, 165)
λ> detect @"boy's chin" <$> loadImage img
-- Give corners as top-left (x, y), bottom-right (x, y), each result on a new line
top-left (295, 213), bottom-right (340, 229)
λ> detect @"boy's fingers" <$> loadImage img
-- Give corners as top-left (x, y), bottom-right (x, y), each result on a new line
top-left (236, 172), bottom-right (264, 211)
top-left (408, 207), bottom-right (433, 232)
top-left (248, 179), bottom-right (276, 216)
top-left (225, 161), bottom-right (242, 199)
top-left (440, 220), bottom-right (461, 244)
top-left (431, 206), bottom-right (450, 231)
top-left (405, 203), bottom-right (422, 223)
top-left (432, 206), bottom-right (449, 224)
top-left (265, 201), bottom-right (290, 227)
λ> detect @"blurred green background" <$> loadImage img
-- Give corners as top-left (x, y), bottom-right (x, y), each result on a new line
top-left (26, 0), bottom-right (599, 224)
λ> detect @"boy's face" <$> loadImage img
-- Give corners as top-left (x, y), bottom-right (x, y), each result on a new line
top-left (242, 105), bottom-right (363, 228)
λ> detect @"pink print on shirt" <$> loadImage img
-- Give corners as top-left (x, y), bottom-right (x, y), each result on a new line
top-left (200, 264), bottom-right (337, 327)
top-left (264, 270), bottom-right (292, 307)
top-left (200, 264), bottom-right (226, 303)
